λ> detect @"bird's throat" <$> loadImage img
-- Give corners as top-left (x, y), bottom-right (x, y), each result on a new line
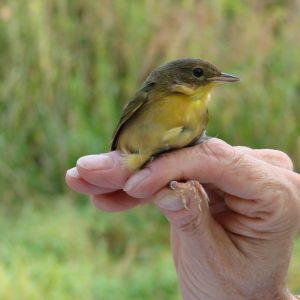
top-left (191, 82), bottom-right (215, 102)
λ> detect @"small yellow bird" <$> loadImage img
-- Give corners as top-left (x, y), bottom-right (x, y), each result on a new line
top-left (111, 58), bottom-right (239, 171)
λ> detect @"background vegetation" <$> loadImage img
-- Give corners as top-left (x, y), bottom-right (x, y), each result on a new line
top-left (0, 0), bottom-right (299, 299)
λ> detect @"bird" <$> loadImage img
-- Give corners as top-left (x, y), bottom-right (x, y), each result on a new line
top-left (111, 58), bottom-right (239, 172)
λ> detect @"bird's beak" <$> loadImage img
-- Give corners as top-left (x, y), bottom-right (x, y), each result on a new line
top-left (207, 72), bottom-right (240, 82)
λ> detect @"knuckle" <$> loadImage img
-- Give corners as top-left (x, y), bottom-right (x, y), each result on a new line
top-left (199, 139), bottom-right (238, 164)
top-left (261, 180), bottom-right (300, 224)
top-left (274, 151), bottom-right (294, 170)
top-left (259, 149), bottom-right (294, 170)
top-left (264, 184), bottom-right (289, 210)
top-left (192, 139), bottom-right (245, 183)
top-left (234, 146), bottom-right (252, 153)
top-left (176, 214), bottom-right (206, 236)
top-left (290, 175), bottom-right (300, 220)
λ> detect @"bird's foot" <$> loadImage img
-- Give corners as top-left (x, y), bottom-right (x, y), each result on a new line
top-left (169, 180), bottom-right (209, 211)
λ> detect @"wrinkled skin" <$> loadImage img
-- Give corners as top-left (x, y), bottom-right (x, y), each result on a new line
top-left (66, 138), bottom-right (300, 300)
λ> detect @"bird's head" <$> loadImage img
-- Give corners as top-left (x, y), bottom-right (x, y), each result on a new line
top-left (145, 58), bottom-right (239, 96)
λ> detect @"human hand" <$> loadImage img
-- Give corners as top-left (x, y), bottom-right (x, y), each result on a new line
top-left (65, 139), bottom-right (300, 300)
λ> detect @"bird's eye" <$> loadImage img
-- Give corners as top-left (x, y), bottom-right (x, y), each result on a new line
top-left (192, 68), bottom-right (204, 78)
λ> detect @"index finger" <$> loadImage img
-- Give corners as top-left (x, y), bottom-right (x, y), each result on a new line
top-left (123, 139), bottom-right (292, 200)
top-left (76, 151), bottom-right (132, 190)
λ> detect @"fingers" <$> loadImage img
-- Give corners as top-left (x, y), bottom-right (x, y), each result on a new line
top-left (65, 139), bottom-right (295, 217)
top-left (76, 152), bottom-right (132, 190)
top-left (65, 169), bottom-right (147, 212)
top-left (123, 138), bottom-right (291, 201)
top-left (65, 167), bottom-right (114, 195)
top-left (66, 170), bottom-right (141, 211)
top-left (66, 147), bottom-right (293, 196)
top-left (154, 185), bottom-right (212, 237)
top-left (234, 146), bottom-right (294, 170)
top-left (65, 152), bottom-right (140, 212)
top-left (223, 194), bottom-right (269, 219)
top-left (91, 190), bottom-right (146, 212)
top-left (213, 210), bottom-right (269, 239)
top-left (65, 151), bottom-right (133, 194)
top-left (154, 184), bottom-right (238, 260)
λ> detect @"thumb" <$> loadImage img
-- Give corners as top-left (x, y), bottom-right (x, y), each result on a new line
top-left (155, 181), bottom-right (223, 244)
top-left (155, 182), bottom-right (240, 273)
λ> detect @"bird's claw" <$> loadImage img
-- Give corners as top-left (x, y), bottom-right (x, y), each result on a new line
top-left (169, 180), bottom-right (209, 211)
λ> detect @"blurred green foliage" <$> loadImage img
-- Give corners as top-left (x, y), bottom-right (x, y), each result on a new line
top-left (0, 200), bottom-right (178, 300)
top-left (0, 0), bottom-right (300, 298)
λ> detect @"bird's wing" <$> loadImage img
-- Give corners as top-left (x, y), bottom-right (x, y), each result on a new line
top-left (111, 82), bottom-right (154, 151)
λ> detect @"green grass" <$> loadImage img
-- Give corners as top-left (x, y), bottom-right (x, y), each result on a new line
top-left (0, 198), bottom-right (179, 300)
top-left (0, 199), bottom-right (299, 299)
top-left (0, 0), bottom-right (300, 298)
top-left (290, 238), bottom-right (300, 294)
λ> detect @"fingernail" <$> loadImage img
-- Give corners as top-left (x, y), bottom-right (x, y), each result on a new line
top-left (123, 169), bottom-right (151, 191)
top-left (77, 155), bottom-right (113, 170)
top-left (157, 193), bottom-right (185, 211)
top-left (66, 167), bottom-right (81, 178)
